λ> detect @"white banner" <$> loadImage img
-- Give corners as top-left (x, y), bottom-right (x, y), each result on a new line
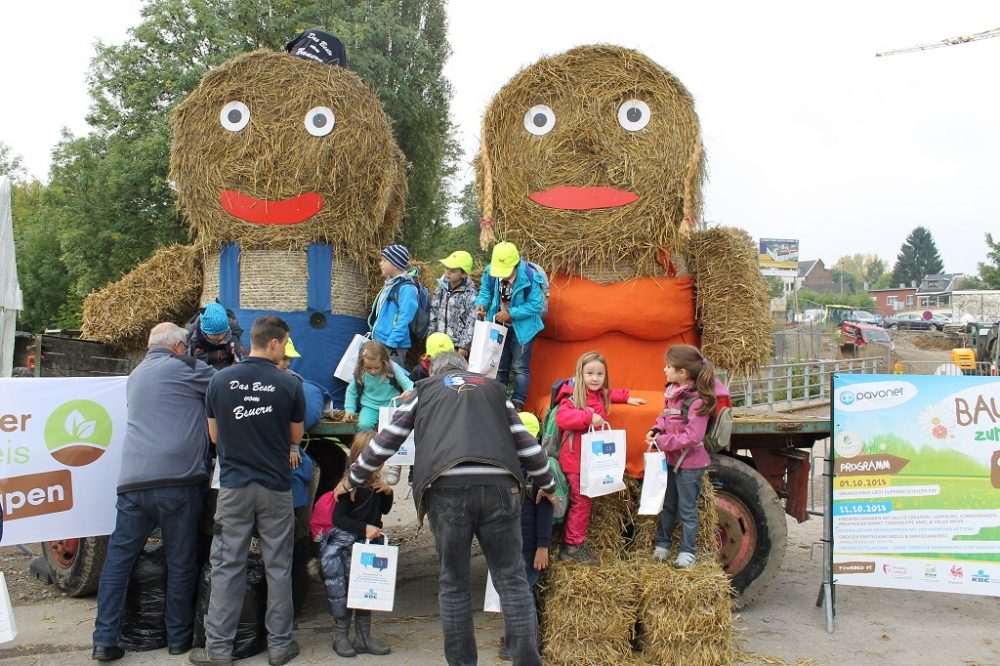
top-left (0, 572), bottom-right (16, 643)
top-left (0, 377), bottom-right (127, 545)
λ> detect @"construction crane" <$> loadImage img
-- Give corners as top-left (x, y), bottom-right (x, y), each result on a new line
top-left (876, 26), bottom-right (1000, 57)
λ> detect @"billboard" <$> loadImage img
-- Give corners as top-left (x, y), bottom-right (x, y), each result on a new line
top-left (759, 238), bottom-right (799, 276)
top-left (831, 373), bottom-right (1000, 596)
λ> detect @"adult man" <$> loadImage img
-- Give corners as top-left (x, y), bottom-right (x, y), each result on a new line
top-left (368, 244), bottom-right (418, 365)
top-left (191, 316), bottom-right (306, 666)
top-left (337, 351), bottom-right (556, 666)
top-left (474, 242), bottom-right (546, 411)
top-left (92, 322), bottom-right (216, 661)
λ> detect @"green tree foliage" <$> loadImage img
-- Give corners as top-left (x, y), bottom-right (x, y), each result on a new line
top-left (891, 226), bottom-right (944, 288)
top-left (766, 276), bottom-right (785, 299)
top-left (833, 253), bottom-right (887, 292)
top-left (19, 0), bottom-right (456, 326)
top-left (10, 181), bottom-right (74, 331)
top-left (429, 181), bottom-right (488, 267)
top-left (796, 289), bottom-right (876, 310)
top-left (974, 232), bottom-right (1000, 289)
top-left (0, 142), bottom-right (26, 182)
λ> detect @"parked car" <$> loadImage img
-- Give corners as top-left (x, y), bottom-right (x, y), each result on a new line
top-left (849, 310), bottom-right (880, 325)
top-left (885, 312), bottom-right (943, 332)
top-left (800, 308), bottom-right (824, 323)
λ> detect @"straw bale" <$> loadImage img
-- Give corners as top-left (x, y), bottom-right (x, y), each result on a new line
top-left (170, 49), bottom-right (407, 264)
top-left (682, 226), bottom-right (772, 376)
top-left (477, 44), bottom-right (704, 278)
top-left (586, 488), bottom-right (634, 559)
top-left (629, 475), bottom-right (719, 558)
top-left (81, 244), bottom-right (202, 346)
top-left (538, 558), bottom-right (638, 666)
top-left (634, 556), bottom-right (735, 666)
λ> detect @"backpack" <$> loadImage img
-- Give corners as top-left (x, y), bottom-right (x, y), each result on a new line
top-left (390, 275), bottom-right (431, 341)
top-left (489, 257), bottom-right (550, 316)
top-left (309, 490), bottom-right (338, 541)
top-left (680, 397), bottom-right (733, 454)
top-left (540, 378), bottom-right (574, 457)
top-left (546, 457), bottom-right (570, 524)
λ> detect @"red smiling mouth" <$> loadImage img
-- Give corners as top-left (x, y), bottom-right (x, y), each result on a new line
top-left (220, 190), bottom-right (324, 225)
top-left (528, 186), bottom-right (639, 211)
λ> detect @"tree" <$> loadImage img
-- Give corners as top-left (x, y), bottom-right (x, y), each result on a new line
top-left (429, 181), bottom-right (488, 267)
top-left (0, 141), bottom-right (26, 182)
top-left (975, 232), bottom-right (1000, 289)
top-left (891, 226), bottom-right (943, 288)
top-left (766, 277), bottom-right (785, 299)
top-left (833, 253), bottom-right (887, 292)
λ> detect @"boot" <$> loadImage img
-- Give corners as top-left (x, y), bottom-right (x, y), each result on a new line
top-left (353, 612), bottom-right (391, 655)
top-left (332, 616), bottom-right (356, 657)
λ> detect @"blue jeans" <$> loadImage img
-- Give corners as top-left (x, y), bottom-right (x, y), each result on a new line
top-left (93, 484), bottom-right (203, 648)
top-left (496, 328), bottom-right (533, 405)
top-left (654, 467), bottom-right (705, 556)
top-left (425, 484), bottom-right (541, 666)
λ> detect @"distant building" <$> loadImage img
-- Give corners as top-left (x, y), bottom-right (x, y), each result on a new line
top-left (796, 259), bottom-right (837, 294)
top-left (868, 286), bottom-right (918, 318)
top-left (915, 273), bottom-right (963, 310)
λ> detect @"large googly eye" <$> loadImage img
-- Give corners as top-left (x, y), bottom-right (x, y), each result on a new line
top-left (220, 101), bottom-right (251, 132)
top-left (524, 105), bottom-right (556, 136)
top-left (617, 99), bottom-right (651, 132)
top-left (304, 106), bottom-right (335, 137)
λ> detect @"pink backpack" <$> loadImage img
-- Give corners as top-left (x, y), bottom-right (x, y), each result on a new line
top-left (309, 490), bottom-right (338, 541)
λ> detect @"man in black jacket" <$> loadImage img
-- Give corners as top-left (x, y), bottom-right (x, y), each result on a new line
top-left (337, 351), bottom-right (556, 666)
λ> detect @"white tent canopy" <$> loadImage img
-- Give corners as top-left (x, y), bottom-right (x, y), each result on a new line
top-left (0, 175), bottom-right (23, 377)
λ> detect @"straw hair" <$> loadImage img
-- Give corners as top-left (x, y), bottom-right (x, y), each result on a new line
top-left (681, 226), bottom-right (773, 375)
top-left (477, 44), bottom-right (704, 277)
top-left (170, 49), bottom-right (407, 263)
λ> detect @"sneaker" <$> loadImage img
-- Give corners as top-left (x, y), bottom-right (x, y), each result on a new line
top-left (673, 552), bottom-right (696, 569)
top-left (558, 543), bottom-right (599, 566)
top-left (188, 649), bottom-right (233, 666)
top-left (652, 546), bottom-right (669, 563)
top-left (383, 465), bottom-right (401, 486)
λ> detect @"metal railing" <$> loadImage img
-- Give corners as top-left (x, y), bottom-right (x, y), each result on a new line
top-left (721, 357), bottom-right (881, 409)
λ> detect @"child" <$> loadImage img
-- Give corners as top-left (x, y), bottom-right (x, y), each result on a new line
top-left (499, 412), bottom-right (553, 661)
top-left (645, 344), bottom-right (718, 569)
top-left (368, 244), bottom-right (418, 365)
top-left (409, 332), bottom-right (455, 382)
top-left (429, 250), bottom-right (478, 357)
top-left (555, 351), bottom-right (645, 565)
top-left (344, 340), bottom-right (413, 484)
top-left (320, 432), bottom-right (394, 657)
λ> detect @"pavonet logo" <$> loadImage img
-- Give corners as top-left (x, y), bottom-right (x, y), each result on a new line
top-left (836, 380), bottom-right (917, 413)
top-left (44, 399), bottom-right (113, 467)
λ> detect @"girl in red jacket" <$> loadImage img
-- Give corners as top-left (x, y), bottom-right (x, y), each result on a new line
top-left (556, 351), bottom-right (645, 565)
top-left (645, 344), bottom-right (718, 569)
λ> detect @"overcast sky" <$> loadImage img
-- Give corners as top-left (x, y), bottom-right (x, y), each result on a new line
top-left (2, 1), bottom-right (997, 276)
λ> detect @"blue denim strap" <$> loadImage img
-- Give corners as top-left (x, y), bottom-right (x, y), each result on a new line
top-left (219, 242), bottom-right (241, 307)
top-left (307, 243), bottom-right (333, 312)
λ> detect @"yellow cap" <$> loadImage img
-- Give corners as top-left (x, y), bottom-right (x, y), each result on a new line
top-left (439, 250), bottom-right (473, 275)
top-left (518, 411), bottom-right (540, 438)
top-left (425, 332), bottom-right (455, 358)
top-left (488, 242), bottom-right (519, 278)
top-left (284, 338), bottom-right (302, 358)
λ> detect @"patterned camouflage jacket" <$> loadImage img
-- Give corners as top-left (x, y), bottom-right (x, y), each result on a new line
top-left (428, 274), bottom-right (477, 350)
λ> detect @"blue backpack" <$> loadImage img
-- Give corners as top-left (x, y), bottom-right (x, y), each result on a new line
top-left (390, 274), bottom-right (431, 341)
top-left (490, 258), bottom-right (549, 316)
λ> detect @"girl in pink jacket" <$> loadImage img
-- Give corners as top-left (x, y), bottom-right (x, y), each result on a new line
top-left (645, 344), bottom-right (719, 569)
top-left (556, 351), bottom-right (645, 565)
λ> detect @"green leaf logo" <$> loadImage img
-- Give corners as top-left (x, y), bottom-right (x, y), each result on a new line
top-left (44, 399), bottom-right (113, 467)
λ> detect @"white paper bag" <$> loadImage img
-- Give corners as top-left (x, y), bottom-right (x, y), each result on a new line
top-left (378, 398), bottom-right (415, 466)
top-left (347, 538), bottom-right (398, 612)
top-left (637, 450), bottom-right (669, 515)
top-left (468, 318), bottom-right (507, 379)
top-left (0, 572), bottom-right (17, 644)
top-left (483, 572), bottom-right (502, 613)
top-left (334, 333), bottom-right (370, 383)
top-left (579, 424), bottom-right (627, 498)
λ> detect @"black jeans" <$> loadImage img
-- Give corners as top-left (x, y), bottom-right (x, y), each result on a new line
top-left (425, 484), bottom-right (542, 666)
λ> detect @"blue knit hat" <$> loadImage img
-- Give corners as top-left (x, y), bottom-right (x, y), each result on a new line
top-left (381, 244), bottom-right (409, 271)
top-left (200, 303), bottom-right (230, 335)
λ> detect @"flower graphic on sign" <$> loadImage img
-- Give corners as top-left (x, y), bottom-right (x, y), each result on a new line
top-left (917, 403), bottom-right (955, 442)
top-left (44, 399), bottom-right (114, 467)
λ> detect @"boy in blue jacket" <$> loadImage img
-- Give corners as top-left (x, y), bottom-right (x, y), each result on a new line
top-left (369, 244), bottom-right (418, 365)
top-left (473, 242), bottom-right (546, 410)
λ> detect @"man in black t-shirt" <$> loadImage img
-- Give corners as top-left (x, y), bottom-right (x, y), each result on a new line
top-left (193, 316), bottom-right (305, 666)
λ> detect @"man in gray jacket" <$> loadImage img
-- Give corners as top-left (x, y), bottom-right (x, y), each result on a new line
top-left (338, 351), bottom-right (556, 666)
top-left (92, 322), bottom-right (216, 661)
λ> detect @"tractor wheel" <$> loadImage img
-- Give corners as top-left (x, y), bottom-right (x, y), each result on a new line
top-left (708, 455), bottom-right (788, 609)
top-left (41, 535), bottom-right (108, 597)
